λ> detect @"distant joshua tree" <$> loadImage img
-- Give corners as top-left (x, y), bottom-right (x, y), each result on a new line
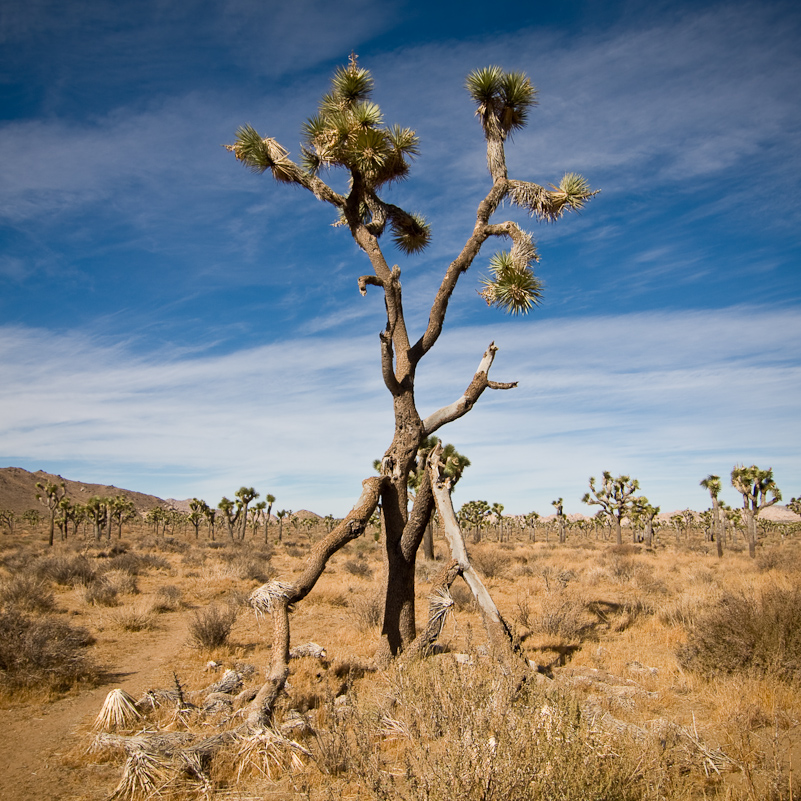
top-left (235, 487), bottom-right (259, 540)
top-left (731, 465), bottom-right (781, 558)
top-left (632, 497), bottom-right (659, 548)
top-left (551, 497), bottom-right (565, 543)
top-left (217, 497), bottom-right (239, 540)
top-left (700, 474), bottom-right (724, 558)
top-left (36, 480), bottom-right (67, 546)
top-left (582, 472), bottom-right (640, 546)
top-left (188, 498), bottom-right (209, 540)
top-left (264, 494), bottom-right (276, 543)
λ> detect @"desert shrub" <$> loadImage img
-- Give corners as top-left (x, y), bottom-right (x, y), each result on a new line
top-left (344, 557), bottom-right (373, 579)
top-left (353, 593), bottom-right (383, 631)
top-left (102, 569), bottom-right (139, 595)
top-left (471, 549), bottom-right (511, 579)
top-left (83, 579), bottom-right (119, 607)
top-left (112, 601), bottom-right (158, 632)
top-left (152, 584), bottom-right (183, 612)
top-left (189, 604), bottom-right (237, 649)
top-left (319, 658), bottom-right (650, 801)
top-left (678, 585), bottom-right (801, 682)
top-left (535, 592), bottom-right (593, 642)
top-left (606, 555), bottom-right (638, 582)
top-left (0, 609), bottom-right (98, 690)
top-left (231, 554), bottom-right (272, 582)
top-left (448, 582), bottom-right (475, 611)
top-left (106, 551), bottom-right (169, 575)
top-left (0, 573), bottom-right (55, 613)
top-left (34, 554), bottom-right (97, 586)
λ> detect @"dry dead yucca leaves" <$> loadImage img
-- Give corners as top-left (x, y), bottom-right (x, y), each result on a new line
top-left (94, 689), bottom-right (142, 732)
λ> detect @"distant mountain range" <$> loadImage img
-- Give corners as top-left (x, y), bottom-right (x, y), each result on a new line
top-left (0, 466), bottom-right (180, 516)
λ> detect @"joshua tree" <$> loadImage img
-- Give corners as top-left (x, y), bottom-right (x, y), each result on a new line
top-left (228, 55), bottom-right (595, 722)
top-left (632, 497), bottom-right (659, 548)
top-left (235, 487), bottom-right (259, 540)
top-left (203, 504), bottom-right (217, 541)
top-left (524, 511), bottom-right (540, 542)
top-left (85, 496), bottom-right (109, 541)
top-left (582, 472), bottom-right (639, 546)
top-left (188, 498), bottom-right (208, 540)
top-left (551, 497), bottom-right (565, 543)
top-left (35, 479), bottom-right (67, 546)
top-left (458, 499), bottom-right (491, 544)
top-left (700, 474), bottom-right (724, 558)
top-left (0, 508), bottom-right (15, 535)
top-left (263, 494), bottom-right (276, 543)
top-left (251, 501), bottom-right (267, 538)
top-left (217, 496), bottom-right (239, 540)
top-left (731, 465), bottom-right (781, 558)
top-left (788, 496), bottom-right (801, 516)
top-left (275, 509), bottom-right (290, 543)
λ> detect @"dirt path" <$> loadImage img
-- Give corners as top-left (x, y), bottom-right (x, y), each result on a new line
top-left (0, 611), bottom-right (190, 801)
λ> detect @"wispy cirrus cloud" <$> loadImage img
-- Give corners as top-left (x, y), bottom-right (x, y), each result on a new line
top-left (2, 305), bottom-right (798, 514)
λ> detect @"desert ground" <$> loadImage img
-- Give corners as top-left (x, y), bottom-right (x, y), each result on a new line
top-left (1, 494), bottom-right (800, 800)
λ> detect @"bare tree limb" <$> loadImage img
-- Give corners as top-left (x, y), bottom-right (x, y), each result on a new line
top-left (422, 342), bottom-right (517, 436)
top-left (427, 444), bottom-right (528, 672)
top-left (246, 476), bottom-right (385, 728)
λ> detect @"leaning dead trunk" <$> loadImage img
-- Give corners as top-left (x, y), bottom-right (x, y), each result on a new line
top-left (428, 444), bottom-right (528, 673)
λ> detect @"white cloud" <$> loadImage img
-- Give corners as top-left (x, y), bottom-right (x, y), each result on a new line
top-left (1, 305), bottom-right (798, 514)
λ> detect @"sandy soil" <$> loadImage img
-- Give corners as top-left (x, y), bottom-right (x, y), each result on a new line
top-left (0, 610), bottom-right (189, 800)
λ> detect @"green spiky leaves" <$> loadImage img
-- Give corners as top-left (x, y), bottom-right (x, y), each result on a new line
top-left (479, 249), bottom-right (543, 316)
top-left (301, 56), bottom-right (420, 190)
top-left (226, 125), bottom-right (297, 182)
top-left (509, 173), bottom-right (598, 221)
top-left (466, 66), bottom-right (538, 137)
top-left (389, 210), bottom-right (431, 254)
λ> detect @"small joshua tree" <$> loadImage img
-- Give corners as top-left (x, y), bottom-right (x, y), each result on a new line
top-left (582, 472), bottom-right (640, 546)
top-left (551, 497), bottom-right (565, 543)
top-left (632, 496), bottom-right (659, 548)
top-left (700, 474), bottom-right (724, 558)
top-left (36, 479), bottom-right (67, 547)
top-left (731, 465), bottom-right (781, 558)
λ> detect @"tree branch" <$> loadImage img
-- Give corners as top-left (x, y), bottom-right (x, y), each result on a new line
top-left (427, 444), bottom-right (528, 671)
top-left (421, 342), bottom-right (517, 436)
top-left (410, 181), bottom-right (509, 362)
top-left (246, 476), bottom-right (384, 728)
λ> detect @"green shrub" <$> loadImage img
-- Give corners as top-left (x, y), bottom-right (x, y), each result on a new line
top-left (0, 609), bottom-right (98, 690)
top-left (678, 585), bottom-right (801, 682)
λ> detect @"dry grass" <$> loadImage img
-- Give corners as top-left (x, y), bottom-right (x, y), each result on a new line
top-left (2, 520), bottom-right (801, 799)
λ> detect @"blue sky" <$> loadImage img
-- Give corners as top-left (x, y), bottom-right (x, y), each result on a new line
top-left (1, 0), bottom-right (799, 516)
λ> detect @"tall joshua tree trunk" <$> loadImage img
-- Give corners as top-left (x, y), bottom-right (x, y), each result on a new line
top-left (228, 58), bottom-right (596, 718)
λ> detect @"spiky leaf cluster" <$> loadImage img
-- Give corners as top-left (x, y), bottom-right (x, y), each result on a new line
top-left (479, 248), bottom-right (543, 316)
top-left (226, 125), bottom-right (298, 183)
top-left (509, 174), bottom-right (597, 222)
top-left (300, 59), bottom-right (418, 187)
top-left (465, 66), bottom-right (538, 138)
top-left (300, 57), bottom-right (430, 251)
